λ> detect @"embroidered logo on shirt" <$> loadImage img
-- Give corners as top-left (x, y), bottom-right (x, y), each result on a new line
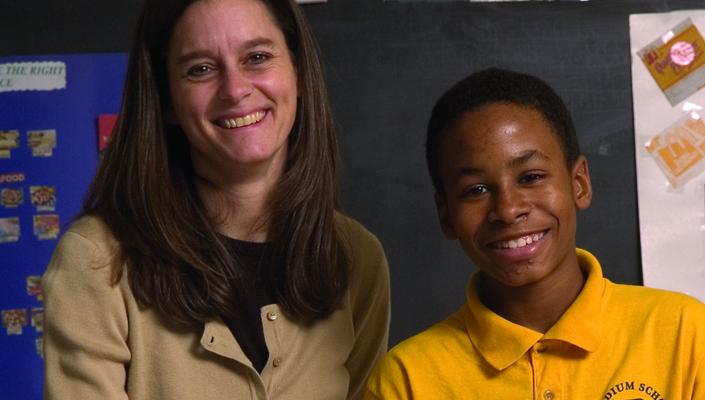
top-left (603, 380), bottom-right (666, 400)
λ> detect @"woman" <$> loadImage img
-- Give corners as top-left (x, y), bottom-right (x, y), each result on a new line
top-left (42, 0), bottom-right (390, 399)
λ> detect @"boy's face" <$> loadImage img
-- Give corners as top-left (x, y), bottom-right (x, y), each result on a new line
top-left (435, 102), bottom-right (592, 288)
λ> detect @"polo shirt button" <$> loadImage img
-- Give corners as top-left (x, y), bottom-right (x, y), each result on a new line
top-left (266, 311), bottom-right (278, 321)
top-left (536, 345), bottom-right (547, 353)
top-left (543, 389), bottom-right (555, 400)
top-left (272, 357), bottom-right (282, 367)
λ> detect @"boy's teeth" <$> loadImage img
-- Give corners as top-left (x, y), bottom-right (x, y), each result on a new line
top-left (496, 232), bottom-right (544, 249)
top-left (219, 111), bottom-right (265, 129)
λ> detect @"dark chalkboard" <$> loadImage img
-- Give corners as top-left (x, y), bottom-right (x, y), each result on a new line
top-left (2, 0), bottom-right (703, 345)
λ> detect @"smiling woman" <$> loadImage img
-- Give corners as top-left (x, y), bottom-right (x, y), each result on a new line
top-left (40, 0), bottom-right (390, 399)
top-left (167, 0), bottom-right (298, 185)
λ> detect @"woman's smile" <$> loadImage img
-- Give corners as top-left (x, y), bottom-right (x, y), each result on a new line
top-left (215, 110), bottom-right (267, 129)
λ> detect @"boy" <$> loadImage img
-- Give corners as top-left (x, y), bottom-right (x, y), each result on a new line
top-left (365, 69), bottom-right (705, 399)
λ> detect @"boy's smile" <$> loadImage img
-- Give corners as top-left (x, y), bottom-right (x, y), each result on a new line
top-left (435, 102), bottom-right (592, 289)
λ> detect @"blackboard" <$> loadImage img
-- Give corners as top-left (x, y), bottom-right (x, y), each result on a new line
top-left (2, 0), bottom-right (703, 346)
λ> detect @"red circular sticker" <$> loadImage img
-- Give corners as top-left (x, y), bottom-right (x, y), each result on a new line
top-left (670, 41), bottom-right (695, 66)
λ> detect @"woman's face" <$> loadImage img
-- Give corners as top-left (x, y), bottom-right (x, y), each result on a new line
top-left (167, 0), bottom-right (298, 181)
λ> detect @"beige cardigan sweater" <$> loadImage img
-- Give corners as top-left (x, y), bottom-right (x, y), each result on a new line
top-left (42, 215), bottom-right (390, 400)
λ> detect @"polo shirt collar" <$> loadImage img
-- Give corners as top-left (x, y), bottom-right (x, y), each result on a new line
top-left (543, 248), bottom-right (606, 351)
top-left (463, 248), bottom-right (609, 371)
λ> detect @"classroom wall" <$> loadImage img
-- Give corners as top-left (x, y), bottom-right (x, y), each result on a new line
top-left (2, 0), bottom-right (702, 345)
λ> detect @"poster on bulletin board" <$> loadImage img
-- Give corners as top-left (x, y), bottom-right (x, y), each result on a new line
top-left (630, 11), bottom-right (705, 303)
top-left (0, 53), bottom-right (126, 400)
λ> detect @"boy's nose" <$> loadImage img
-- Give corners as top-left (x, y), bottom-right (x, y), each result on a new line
top-left (487, 186), bottom-right (531, 224)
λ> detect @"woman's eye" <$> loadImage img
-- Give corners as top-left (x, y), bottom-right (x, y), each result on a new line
top-left (186, 64), bottom-right (213, 77)
top-left (247, 52), bottom-right (271, 65)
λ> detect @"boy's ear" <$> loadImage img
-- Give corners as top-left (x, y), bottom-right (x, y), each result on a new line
top-left (571, 155), bottom-right (592, 211)
top-left (434, 191), bottom-right (458, 240)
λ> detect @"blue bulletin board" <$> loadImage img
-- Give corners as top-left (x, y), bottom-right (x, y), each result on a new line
top-left (0, 53), bottom-right (127, 400)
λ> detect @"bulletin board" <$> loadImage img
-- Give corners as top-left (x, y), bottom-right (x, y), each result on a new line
top-left (630, 10), bottom-right (705, 303)
top-left (0, 53), bottom-right (126, 400)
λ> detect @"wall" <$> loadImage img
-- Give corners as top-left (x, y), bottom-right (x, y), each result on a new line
top-left (2, 0), bottom-right (703, 345)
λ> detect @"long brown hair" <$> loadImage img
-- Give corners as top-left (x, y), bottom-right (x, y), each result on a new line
top-left (83, 0), bottom-right (349, 325)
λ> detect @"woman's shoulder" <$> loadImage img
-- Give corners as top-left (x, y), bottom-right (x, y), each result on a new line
top-left (65, 214), bottom-right (116, 242)
top-left (44, 215), bottom-right (119, 277)
top-left (334, 211), bottom-right (383, 253)
top-left (334, 211), bottom-right (389, 294)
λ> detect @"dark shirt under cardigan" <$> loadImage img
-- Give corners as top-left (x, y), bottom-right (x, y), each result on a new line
top-left (220, 238), bottom-right (274, 374)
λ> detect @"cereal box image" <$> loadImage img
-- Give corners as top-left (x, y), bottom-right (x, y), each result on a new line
top-left (0, 217), bottom-right (20, 243)
top-left (31, 307), bottom-right (44, 333)
top-left (30, 185), bottom-right (56, 211)
top-left (645, 112), bottom-right (705, 188)
top-left (0, 129), bottom-right (20, 158)
top-left (27, 129), bottom-right (57, 157)
top-left (2, 309), bottom-right (27, 335)
top-left (638, 19), bottom-right (705, 105)
top-left (98, 114), bottom-right (118, 153)
top-left (0, 187), bottom-right (23, 208)
top-left (33, 214), bottom-right (59, 240)
top-left (26, 275), bottom-right (43, 298)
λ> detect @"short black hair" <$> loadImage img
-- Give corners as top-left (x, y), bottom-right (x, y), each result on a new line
top-left (426, 68), bottom-right (580, 193)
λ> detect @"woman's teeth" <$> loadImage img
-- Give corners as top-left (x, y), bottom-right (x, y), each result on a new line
top-left (494, 232), bottom-right (544, 249)
top-left (219, 111), bottom-right (265, 128)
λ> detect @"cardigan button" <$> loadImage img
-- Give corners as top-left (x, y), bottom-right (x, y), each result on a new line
top-left (266, 311), bottom-right (278, 321)
top-left (272, 357), bottom-right (282, 367)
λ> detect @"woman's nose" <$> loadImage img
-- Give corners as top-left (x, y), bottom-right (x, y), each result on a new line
top-left (218, 67), bottom-right (253, 102)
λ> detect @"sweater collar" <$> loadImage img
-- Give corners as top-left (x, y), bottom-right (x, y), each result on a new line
top-left (463, 248), bottom-right (609, 371)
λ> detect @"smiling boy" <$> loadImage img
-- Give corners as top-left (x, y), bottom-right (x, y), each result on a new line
top-left (365, 69), bottom-right (705, 399)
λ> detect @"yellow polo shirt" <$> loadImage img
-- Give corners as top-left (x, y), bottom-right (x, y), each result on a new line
top-left (365, 249), bottom-right (705, 400)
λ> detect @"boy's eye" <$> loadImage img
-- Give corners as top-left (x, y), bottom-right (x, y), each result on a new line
top-left (519, 173), bottom-right (545, 184)
top-left (461, 184), bottom-right (489, 198)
